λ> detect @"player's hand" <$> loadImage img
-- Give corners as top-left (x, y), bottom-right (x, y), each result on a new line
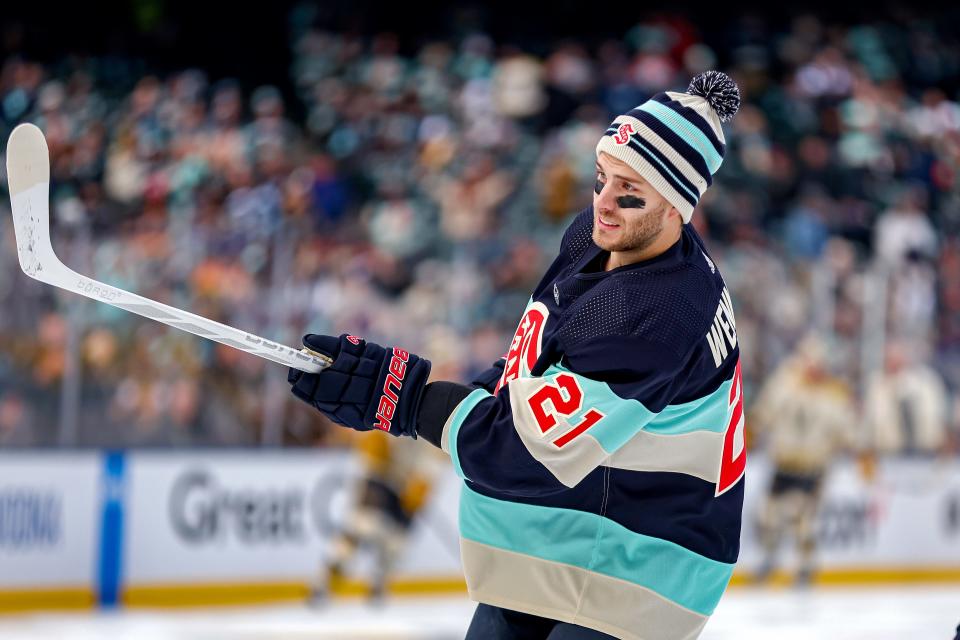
top-left (288, 333), bottom-right (431, 438)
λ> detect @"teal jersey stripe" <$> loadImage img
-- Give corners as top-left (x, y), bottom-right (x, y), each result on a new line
top-left (644, 377), bottom-right (734, 436)
top-left (638, 101), bottom-right (723, 174)
top-left (448, 388), bottom-right (491, 480)
top-left (459, 485), bottom-right (734, 615)
top-left (541, 364), bottom-right (655, 453)
top-left (543, 364), bottom-right (733, 450)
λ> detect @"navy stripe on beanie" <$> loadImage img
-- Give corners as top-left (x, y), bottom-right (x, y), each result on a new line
top-left (600, 128), bottom-right (699, 207)
top-left (625, 109), bottom-right (713, 187)
top-left (651, 93), bottom-right (726, 156)
top-left (624, 135), bottom-right (700, 207)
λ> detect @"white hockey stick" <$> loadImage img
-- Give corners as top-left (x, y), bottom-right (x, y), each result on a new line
top-left (5, 123), bottom-right (331, 373)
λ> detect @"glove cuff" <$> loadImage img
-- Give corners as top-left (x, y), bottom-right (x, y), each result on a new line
top-left (417, 381), bottom-right (473, 448)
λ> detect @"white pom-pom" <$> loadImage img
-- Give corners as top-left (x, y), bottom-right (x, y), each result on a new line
top-left (687, 71), bottom-right (740, 122)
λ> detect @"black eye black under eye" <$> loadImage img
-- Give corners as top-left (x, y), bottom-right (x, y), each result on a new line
top-left (595, 177), bottom-right (645, 208)
top-left (616, 195), bottom-right (646, 209)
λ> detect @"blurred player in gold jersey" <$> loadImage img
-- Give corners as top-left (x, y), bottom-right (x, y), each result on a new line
top-left (310, 432), bottom-right (444, 602)
top-left (750, 335), bottom-right (859, 585)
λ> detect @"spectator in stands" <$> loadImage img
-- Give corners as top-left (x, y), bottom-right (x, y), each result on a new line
top-left (0, 11), bottom-right (958, 450)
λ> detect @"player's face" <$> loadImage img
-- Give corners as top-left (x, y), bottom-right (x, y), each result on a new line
top-left (592, 154), bottom-right (673, 254)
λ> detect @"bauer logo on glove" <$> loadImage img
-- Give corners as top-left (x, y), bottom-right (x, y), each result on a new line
top-left (288, 333), bottom-right (431, 438)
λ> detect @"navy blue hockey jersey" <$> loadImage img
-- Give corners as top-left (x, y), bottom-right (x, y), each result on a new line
top-left (440, 207), bottom-right (745, 640)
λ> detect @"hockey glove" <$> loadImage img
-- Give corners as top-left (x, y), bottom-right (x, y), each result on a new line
top-left (288, 333), bottom-right (431, 438)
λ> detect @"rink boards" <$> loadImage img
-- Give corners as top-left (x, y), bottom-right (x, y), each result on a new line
top-left (1, 450), bottom-right (959, 611)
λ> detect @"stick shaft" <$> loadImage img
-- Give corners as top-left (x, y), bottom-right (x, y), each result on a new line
top-left (9, 182), bottom-right (330, 373)
top-left (67, 264), bottom-right (328, 372)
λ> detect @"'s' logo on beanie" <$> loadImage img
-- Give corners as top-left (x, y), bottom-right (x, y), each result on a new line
top-left (613, 123), bottom-right (635, 145)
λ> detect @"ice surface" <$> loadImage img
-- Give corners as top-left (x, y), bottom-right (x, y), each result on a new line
top-left (0, 586), bottom-right (956, 640)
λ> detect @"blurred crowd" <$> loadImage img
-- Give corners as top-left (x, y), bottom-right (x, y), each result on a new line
top-left (0, 9), bottom-right (957, 454)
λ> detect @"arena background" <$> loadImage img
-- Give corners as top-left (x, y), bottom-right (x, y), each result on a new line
top-left (0, 1), bottom-right (959, 638)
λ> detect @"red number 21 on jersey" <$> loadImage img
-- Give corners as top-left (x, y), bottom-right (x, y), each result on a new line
top-left (526, 373), bottom-right (605, 449)
top-left (525, 363), bottom-right (746, 495)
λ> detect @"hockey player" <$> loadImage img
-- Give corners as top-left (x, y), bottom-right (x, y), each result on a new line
top-left (289, 71), bottom-right (745, 640)
top-left (309, 432), bottom-right (441, 603)
top-left (750, 335), bottom-right (857, 585)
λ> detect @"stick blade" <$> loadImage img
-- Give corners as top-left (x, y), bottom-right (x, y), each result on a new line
top-left (6, 123), bottom-right (50, 197)
top-left (6, 123), bottom-right (56, 280)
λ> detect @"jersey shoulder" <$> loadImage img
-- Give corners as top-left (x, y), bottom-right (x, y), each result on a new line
top-left (559, 206), bottom-right (595, 265)
top-left (560, 231), bottom-right (727, 358)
